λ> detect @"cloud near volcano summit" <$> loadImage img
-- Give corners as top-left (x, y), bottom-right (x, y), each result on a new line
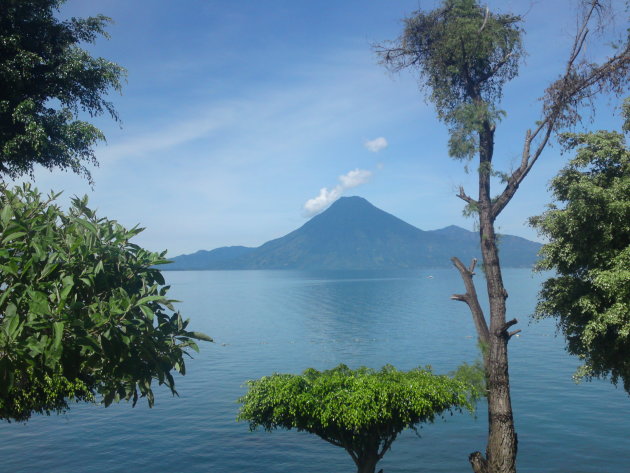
top-left (303, 168), bottom-right (372, 217)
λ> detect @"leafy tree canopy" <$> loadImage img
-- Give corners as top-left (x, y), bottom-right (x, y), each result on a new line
top-left (238, 364), bottom-right (480, 473)
top-left (377, 0), bottom-right (522, 160)
top-left (0, 184), bottom-right (212, 422)
top-left (0, 0), bottom-right (125, 182)
top-left (530, 99), bottom-right (630, 392)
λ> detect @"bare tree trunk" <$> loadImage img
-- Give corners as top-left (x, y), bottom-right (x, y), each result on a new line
top-left (479, 211), bottom-right (517, 473)
top-left (455, 123), bottom-right (518, 473)
top-left (347, 439), bottom-right (382, 473)
top-left (352, 449), bottom-right (380, 473)
top-left (356, 456), bottom-right (379, 473)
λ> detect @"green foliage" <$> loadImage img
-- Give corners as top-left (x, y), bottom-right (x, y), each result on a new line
top-left (530, 105), bottom-right (630, 392)
top-left (0, 0), bottom-right (125, 181)
top-left (451, 359), bottom-right (486, 396)
top-left (378, 0), bottom-right (522, 160)
top-left (1, 370), bottom-right (93, 422)
top-left (238, 364), bottom-right (479, 473)
top-left (0, 183), bottom-right (211, 422)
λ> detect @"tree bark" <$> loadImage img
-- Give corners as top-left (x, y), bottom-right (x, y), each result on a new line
top-left (469, 451), bottom-right (490, 473)
top-left (356, 454), bottom-right (380, 473)
top-left (348, 439), bottom-right (382, 473)
top-left (451, 257), bottom-right (489, 346)
top-left (456, 121), bottom-right (517, 473)
top-left (481, 220), bottom-right (516, 470)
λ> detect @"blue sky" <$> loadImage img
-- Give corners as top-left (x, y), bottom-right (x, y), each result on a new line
top-left (22, 0), bottom-right (628, 256)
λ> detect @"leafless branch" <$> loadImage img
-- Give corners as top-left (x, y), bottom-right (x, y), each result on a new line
top-left (499, 318), bottom-right (519, 335)
top-left (478, 6), bottom-right (490, 33)
top-left (491, 1), bottom-right (629, 220)
top-left (450, 293), bottom-right (467, 302)
top-left (457, 186), bottom-right (477, 206)
top-left (451, 257), bottom-right (490, 344)
top-left (373, 44), bottom-right (421, 72)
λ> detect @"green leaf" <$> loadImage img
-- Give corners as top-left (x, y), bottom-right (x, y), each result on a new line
top-left (0, 286), bottom-right (11, 308)
top-left (59, 275), bottom-right (75, 300)
top-left (2, 231), bottom-right (26, 243)
top-left (139, 305), bottom-right (155, 321)
top-left (5, 313), bottom-right (20, 337)
top-left (136, 295), bottom-right (163, 306)
top-left (4, 302), bottom-right (17, 319)
top-left (188, 331), bottom-right (214, 342)
top-left (53, 321), bottom-right (64, 350)
top-left (39, 262), bottom-right (58, 280)
top-left (0, 204), bottom-right (13, 225)
top-left (75, 218), bottom-right (98, 234)
top-left (0, 264), bottom-right (18, 276)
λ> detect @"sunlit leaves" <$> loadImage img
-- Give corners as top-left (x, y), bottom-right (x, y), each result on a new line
top-left (0, 183), bottom-right (211, 422)
top-left (238, 364), bottom-right (479, 471)
top-left (530, 111), bottom-right (630, 392)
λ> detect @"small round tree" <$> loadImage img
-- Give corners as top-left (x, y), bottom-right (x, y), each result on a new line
top-left (238, 364), bottom-right (480, 473)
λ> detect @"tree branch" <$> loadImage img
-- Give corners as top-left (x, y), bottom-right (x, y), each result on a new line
top-left (469, 451), bottom-right (490, 473)
top-left (335, 434), bottom-right (359, 466)
top-left (318, 432), bottom-right (344, 448)
top-left (491, 5), bottom-right (629, 221)
top-left (451, 257), bottom-right (490, 344)
top-left (457, 186), bottom-right (478, 206)
top-left (373, 45), bottom-right (421, 72)
top-left (378, 434), bottom-right (397, 459)
top-left (491, 122), bottom-right (553, 219)
top-left (497, 318), bottom-right (519, 339)
top-left (451, 293), bottom-right (468, 302)
top-left (479, 51), bottom-right (515, 83)
top-left (478, 6), bottom-right (490, 33)
top-left (566, 1), bottom-right (598, 72)
top-left (502, 318), bottom-right (518, 330)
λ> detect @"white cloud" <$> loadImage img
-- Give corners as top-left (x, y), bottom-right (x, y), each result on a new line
top-left (303, 187), bottom-right (343, 216)
top-left (338, 168), bottom-right (372, 188)
top-left (303, 168), bottom-right (373, 217)
top-left (364, 137), bottom-right (388, 153)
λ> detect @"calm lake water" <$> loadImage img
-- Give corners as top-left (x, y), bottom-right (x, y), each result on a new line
top-left (1, 269), bottom-right (628, 472)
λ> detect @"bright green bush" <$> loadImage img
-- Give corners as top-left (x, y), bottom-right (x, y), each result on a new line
top-left (238, 364), bottom-right (479, 473)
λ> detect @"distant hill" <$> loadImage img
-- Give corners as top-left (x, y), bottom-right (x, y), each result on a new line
top-left (166, 196), bottom-right (541, 270)
top-left (165, 246), bottom-right (255, 270)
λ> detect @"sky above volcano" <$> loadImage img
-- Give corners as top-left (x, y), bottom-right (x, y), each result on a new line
top-left (20, 0), bottom-right (629, 255)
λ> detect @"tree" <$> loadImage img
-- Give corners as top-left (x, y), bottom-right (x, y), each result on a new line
top-left (376, 1), bottom-right (629, 472)
top-left (0, 0), bottom-right (124, 182)
top-left (0, 184), bottom-right (212, 422)
top-left (530, 99), bottom-right (630, 393)
top-left (238, 364), bottom-right (480, 473)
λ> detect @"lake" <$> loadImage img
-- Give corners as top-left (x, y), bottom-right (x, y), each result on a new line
top-left (1, 269), bottom-right (628, 472)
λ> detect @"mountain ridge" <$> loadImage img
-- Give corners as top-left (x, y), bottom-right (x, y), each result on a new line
top-left (166, 196), bottom-right (541, 270)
